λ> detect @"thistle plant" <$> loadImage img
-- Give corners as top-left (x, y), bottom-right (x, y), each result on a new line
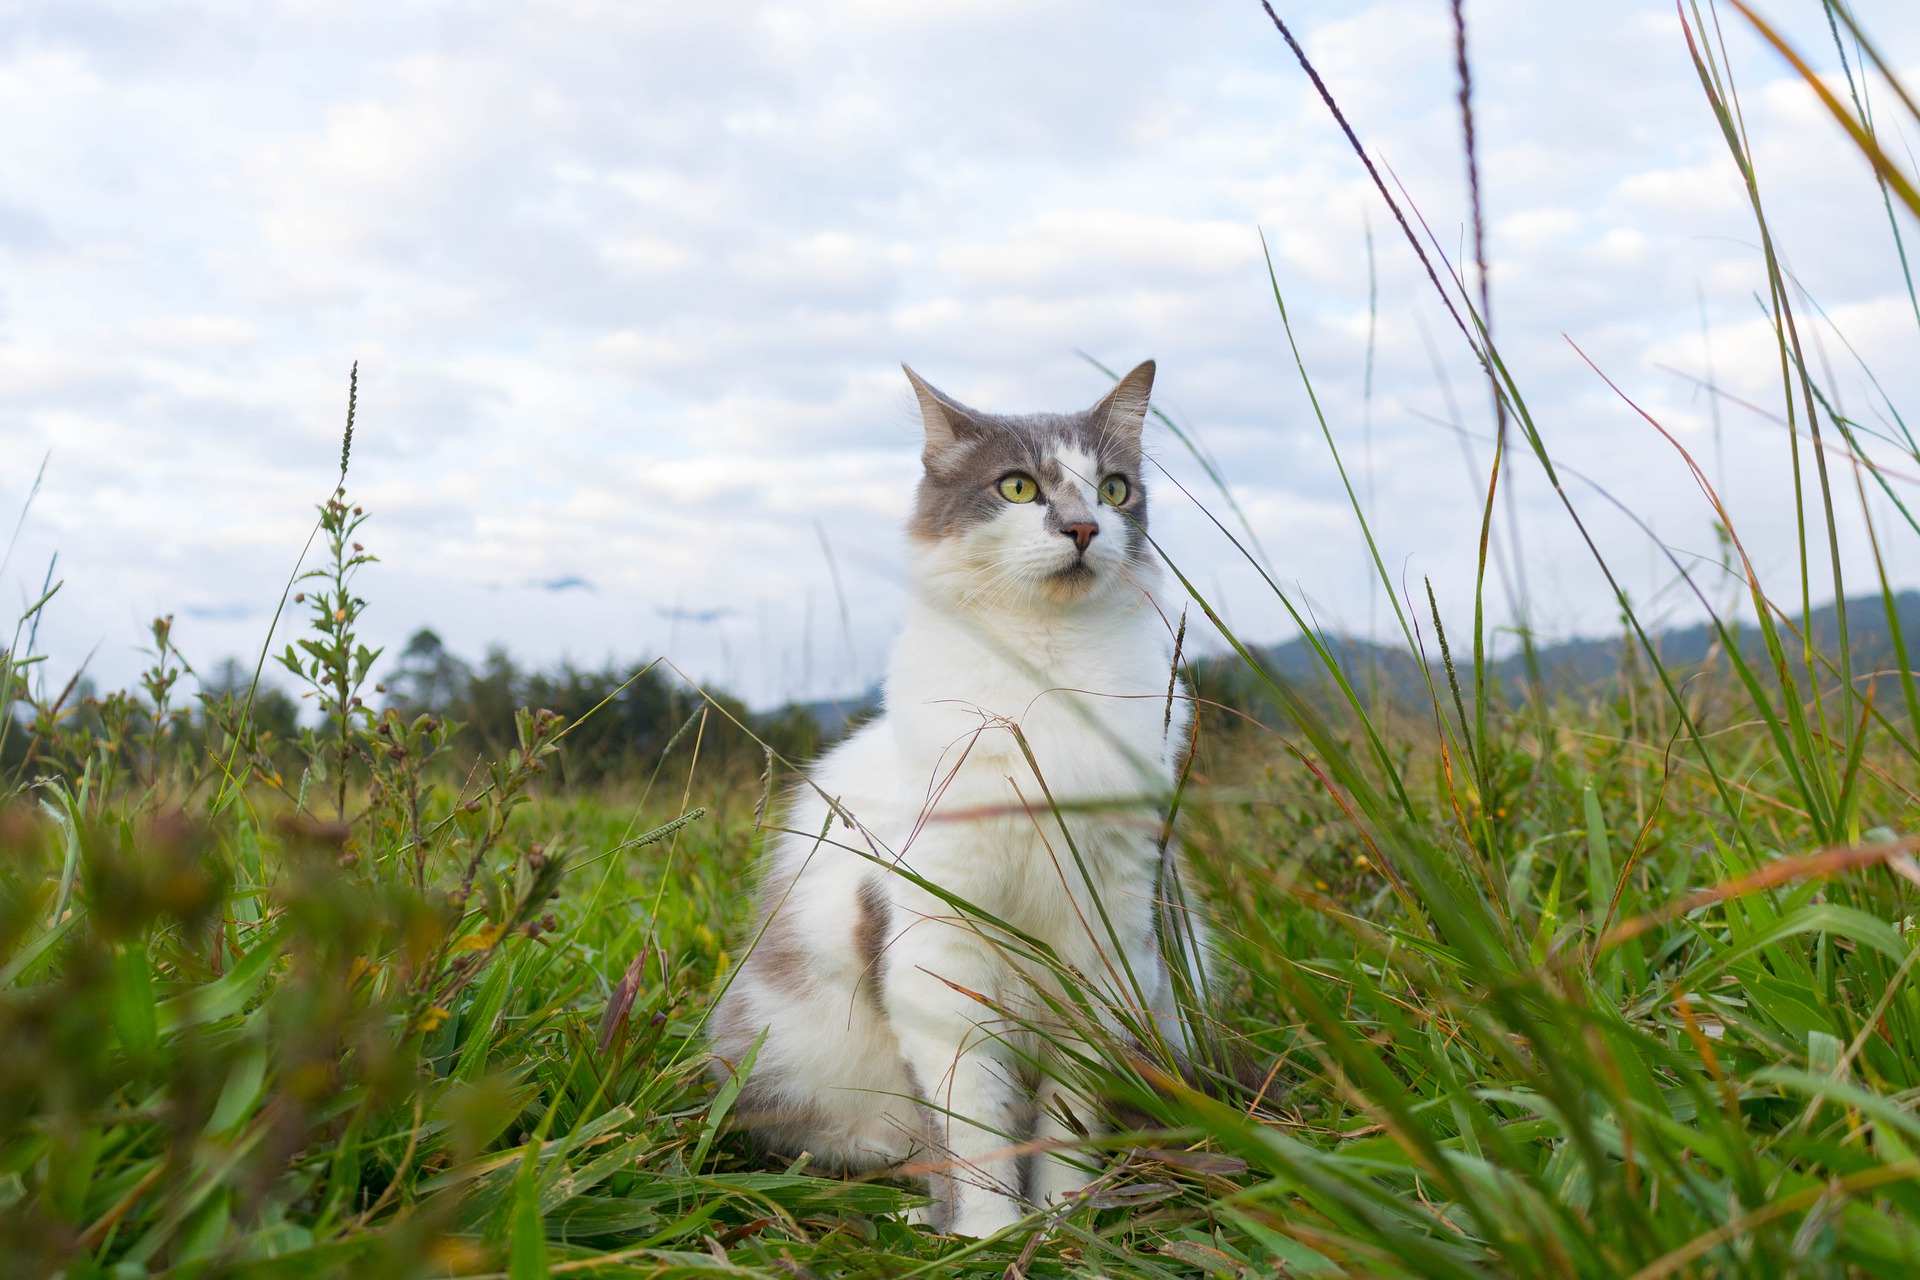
top-left (364, 705), bottom-right (456, 890)
top-left (277, 489), bottom-right (381, 820)
top-left (131, 615), bottom-right (192, 792)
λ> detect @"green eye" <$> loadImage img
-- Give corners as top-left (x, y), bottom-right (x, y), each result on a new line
top-left (998, 473), bottom-right (1038, 503)
top-left (1099, 475), bottom-right (1130, 506)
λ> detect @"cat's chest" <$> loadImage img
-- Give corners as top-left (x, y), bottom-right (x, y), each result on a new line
top-left (871, 613), bottom-right (1174, 942)
top-left (879, 600), bottom-right (1179, 833)
top-left (893, 658), bottom-right (1168, 798)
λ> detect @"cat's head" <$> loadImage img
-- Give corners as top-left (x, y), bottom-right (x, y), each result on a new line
top-left (903, 361), bottom-right (1157, 612)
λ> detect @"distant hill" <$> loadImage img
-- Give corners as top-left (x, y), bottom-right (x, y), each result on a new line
top-left (1212, 589), bottom-right (1920, 718)
top-left (781, 591), bottom-right (1920, 739)
top-left (785, 690), bottom-right (877, 739)
top-left (1485, 589), bottom-right (1920, 692)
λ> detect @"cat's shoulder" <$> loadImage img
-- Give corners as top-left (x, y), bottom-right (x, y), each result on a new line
top-left (804, 706), bottom-right (897, 784)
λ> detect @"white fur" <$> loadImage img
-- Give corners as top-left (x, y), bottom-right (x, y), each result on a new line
top-left (712, 435), bottom-right (1204, 1238)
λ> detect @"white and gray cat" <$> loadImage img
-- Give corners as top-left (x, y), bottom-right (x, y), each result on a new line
top-left (709, 360), bottom-right (1208, 1237)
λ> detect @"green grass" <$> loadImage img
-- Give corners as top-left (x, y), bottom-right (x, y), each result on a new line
top-left (6, 2), bottom-right (1920, 1276)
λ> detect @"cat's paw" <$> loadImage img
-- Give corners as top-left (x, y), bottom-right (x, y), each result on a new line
top-left (1030, 1153), bottom-right (1098, 1210)
top-left (944, 1198), bottom-right (1025, 1239)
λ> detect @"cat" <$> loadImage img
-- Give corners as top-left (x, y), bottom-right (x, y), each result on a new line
top-left (708, 359), bottom-right (1207, 1237)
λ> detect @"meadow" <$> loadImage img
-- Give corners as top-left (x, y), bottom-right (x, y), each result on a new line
top-left (5, 3), bottom-right (1920, 1277)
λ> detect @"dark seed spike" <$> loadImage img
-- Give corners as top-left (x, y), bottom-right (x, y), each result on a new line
top-left (339, 360), bottom-right (359, 480)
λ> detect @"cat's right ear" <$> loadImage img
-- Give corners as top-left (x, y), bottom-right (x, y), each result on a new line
top-left (903, 365), bottom-right (977, 460)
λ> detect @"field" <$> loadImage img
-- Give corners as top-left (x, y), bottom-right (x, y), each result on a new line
top-left (5, 5), bottom-right (1920, 1278)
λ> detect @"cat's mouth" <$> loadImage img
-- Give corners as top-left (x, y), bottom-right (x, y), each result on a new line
top-left (1042, 557), bottom-right (1099, 596)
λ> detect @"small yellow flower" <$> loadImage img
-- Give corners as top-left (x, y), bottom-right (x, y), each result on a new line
top-left (429, 1239), bottom-right (488, 1270)
top-left (453, 924), bottom-right (506, 953)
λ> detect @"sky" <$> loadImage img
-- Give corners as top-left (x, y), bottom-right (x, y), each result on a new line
top-left (1, 0), bottom-right (1918, 708)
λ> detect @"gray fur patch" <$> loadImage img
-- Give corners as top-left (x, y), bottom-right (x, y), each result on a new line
top-left (904, 365), bottom-right (1153, 560)
top-left (746, 889), bottom-right (810, 996)
top-left (854, 875), bottom-right (890, 1010)
top-left (901, 1058), bottom-right (956, 1231)
top-left (708, 984), bottom-right (757, 1066)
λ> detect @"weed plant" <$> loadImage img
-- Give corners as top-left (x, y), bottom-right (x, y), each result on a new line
top-left (3, 2), bottom-right (1920, 1277)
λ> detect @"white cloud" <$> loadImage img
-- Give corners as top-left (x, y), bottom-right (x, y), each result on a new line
top-left (0, 0), bottom-right (1917, 708)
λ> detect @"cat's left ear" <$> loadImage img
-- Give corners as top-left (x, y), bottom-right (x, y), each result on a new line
top-left (902, 365), bottom-right (983, 461)
top-left (1090, 359), bottom-right (1155, 447)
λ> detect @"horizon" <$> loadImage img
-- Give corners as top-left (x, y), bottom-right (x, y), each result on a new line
top-left (197, 582), bottom-right (1911, 720)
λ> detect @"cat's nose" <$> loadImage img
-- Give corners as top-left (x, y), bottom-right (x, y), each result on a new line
top-left (1060, 522), bottom-right (1098, 553)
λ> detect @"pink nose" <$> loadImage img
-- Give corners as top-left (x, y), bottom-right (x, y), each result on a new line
top-left (1061, 522), bottom-right (1097, 552)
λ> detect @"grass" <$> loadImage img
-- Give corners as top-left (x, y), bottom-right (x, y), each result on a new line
top-left (5, 1), bottom-right (1920, 1276)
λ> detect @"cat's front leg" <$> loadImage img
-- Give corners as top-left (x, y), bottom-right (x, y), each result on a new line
top-left (1030, 1070), bottom-right (1103, 1209)
top-left (885, 931), bottom-right (1028, 1237)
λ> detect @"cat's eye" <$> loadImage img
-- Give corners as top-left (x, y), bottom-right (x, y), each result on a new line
top-left (998, 473), bottom-right (1038, 503)
top-left (1099, 475), bottom-right (1130, 506)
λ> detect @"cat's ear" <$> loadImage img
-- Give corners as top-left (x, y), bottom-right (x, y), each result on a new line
top-left (902, 365), bottom-right (980, 458)
top-left (1089, 359), bottom-right (1155, 447)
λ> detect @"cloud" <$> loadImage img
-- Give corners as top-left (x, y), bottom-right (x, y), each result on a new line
top-left (0, 0), bottom-right (1916, 708)
top-left (657, 606), bottom-right (732, 624)
top-left (183, 602), bottom-right (253, 622)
